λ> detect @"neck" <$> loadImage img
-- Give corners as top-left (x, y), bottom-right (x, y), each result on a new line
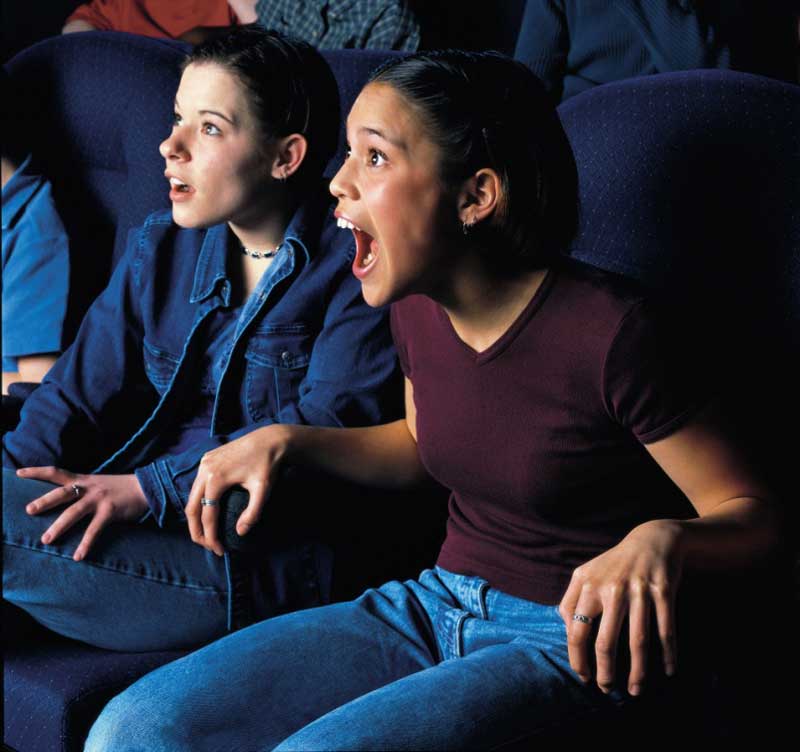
top-left (229, 190), bottom-right (295, 253)
top-left (434, 250), bottom-right (548, 353)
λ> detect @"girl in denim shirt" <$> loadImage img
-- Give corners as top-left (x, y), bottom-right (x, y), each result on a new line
top-left (2, 28), bottom-right (400, 652)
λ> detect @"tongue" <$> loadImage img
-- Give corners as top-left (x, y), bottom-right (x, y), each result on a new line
top-left (353, 228), bottom-right (377, 266)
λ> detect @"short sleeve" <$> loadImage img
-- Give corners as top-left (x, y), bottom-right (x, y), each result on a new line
top-left (2, 184), bottom-right (70, 370)
top-left (602, 301), bottom-right (710, 444)
top-left (389, 302), bottom-right (411, 377)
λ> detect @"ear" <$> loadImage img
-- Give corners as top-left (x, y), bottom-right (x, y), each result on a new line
top-left (456, 168), bottom-right (502, 228)
top-left (270, 133), bottom-right (308, 180)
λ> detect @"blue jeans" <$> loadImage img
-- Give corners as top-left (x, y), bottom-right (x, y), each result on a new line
top-left (2, 469), bottom-right (330, 651)
top-left (86, 567), bottom-right (640, 751)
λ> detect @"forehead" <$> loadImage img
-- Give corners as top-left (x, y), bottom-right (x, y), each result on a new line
top-left (177, 62), bottom-right (249, 115)
top-left (347, 82), bottom-right (430, 145)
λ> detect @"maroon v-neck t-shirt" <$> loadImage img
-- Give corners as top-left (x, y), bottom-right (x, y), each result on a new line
top-left (390, 260), bottom-right (706, 605)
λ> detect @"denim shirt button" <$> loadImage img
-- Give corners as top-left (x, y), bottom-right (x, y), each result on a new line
top-left (281, 351), bottom-right (291, 365)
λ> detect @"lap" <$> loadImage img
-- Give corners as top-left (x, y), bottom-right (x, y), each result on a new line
top-left (276, 640), bottom-right (615, 751)
top-left (3, 468), bottom-right (229, 650)
top-left (86, 591), bottom-right (440, 752)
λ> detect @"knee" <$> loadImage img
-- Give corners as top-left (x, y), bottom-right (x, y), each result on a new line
top-left (2, 468), bottom-right (54, 536)
top-left (85, 686), bottom-right (193, 752)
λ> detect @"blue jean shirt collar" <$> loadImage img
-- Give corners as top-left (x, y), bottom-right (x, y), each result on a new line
top-left (1, 154), bottom-right (40, 231)
top-left (189, 182), bottom-right (327, 305)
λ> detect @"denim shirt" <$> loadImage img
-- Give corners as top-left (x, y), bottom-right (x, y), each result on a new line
top-left (3, 186), bottom-right (401, 524)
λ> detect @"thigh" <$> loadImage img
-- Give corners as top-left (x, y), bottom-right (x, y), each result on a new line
top-left (275, 640), bottom-right (620, 751)
top-left (3, 468), bottom-right (229, 651)
top-left (85, 589), bottom-right (439, 752)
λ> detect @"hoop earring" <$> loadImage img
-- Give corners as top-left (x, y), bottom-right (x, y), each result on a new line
top-left (462, 219), bottom-right (475, 236)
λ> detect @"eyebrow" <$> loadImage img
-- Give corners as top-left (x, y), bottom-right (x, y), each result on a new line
top-left (174, 99), bottom-right (236, 126)
top-left (358, 126), bottom-right (407, 151)
top-left (199, 109), bottom-right (236, 125)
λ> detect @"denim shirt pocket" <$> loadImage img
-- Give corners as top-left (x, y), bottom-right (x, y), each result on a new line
top-left (142, 338), bottom-right (180, 396)
top-left (243, 323), bottom-right (313, 421)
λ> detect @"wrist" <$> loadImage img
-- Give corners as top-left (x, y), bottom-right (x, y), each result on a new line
top-left (257, 423), bottom-right (299, 464)
top-left (125, 473), bottom-right (150, 512)
top-left (631, 518), bottom-right (687, 558)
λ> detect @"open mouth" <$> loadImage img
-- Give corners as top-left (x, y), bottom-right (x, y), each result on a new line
top-left (337, 217), bottom-right (378, 271)
top-left (169, 177), bottom-right (193, 193)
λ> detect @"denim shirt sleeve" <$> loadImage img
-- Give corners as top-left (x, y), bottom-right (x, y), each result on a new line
top-left (2, 226), bottom-right (149, 473)
top-left (135, 248), bottom-right (403, 524)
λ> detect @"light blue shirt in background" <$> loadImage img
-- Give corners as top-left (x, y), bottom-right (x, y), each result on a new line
top-left (2, 154), bottom-right (70, 372)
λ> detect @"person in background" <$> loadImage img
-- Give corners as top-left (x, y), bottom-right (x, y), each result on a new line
top-left (84, 49), bottom-right (782, 751)
top-left (2, 71), bottom-right (69, 395)
top-left (62, 0), bottom-right (238, 43)
top-left (230, 0), bottom-right (419, 51)
top-left (514, 0), bottom-right (799, 103)
top-left (3, 27), bottom-right (400, 654)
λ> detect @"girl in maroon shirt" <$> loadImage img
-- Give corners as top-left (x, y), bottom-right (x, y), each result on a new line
top-left (89, 50), bottom-right (783, 749)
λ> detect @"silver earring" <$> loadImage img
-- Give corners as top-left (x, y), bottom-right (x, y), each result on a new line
top-left (462, 219), bottom-right (474, 235)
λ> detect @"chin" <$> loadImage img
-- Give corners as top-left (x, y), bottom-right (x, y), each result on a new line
top-left (359, 279), bottom-right (393, 308)
top-left (171, 208), bottom-right (214, 229)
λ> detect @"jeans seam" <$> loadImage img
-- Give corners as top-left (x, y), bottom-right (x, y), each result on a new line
top-left (477, 581), bottom-right (489, 620)
top-left (3, 539), bottom-right (224, 593)
top-left (454, 611), bottom-right (469, 659)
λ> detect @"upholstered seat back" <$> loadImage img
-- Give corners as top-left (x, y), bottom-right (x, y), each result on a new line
top-left (559, 70), bottom-right (800, 508)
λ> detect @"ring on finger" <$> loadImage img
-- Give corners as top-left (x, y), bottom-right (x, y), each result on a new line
top-left (70, 483), bottom-right (83, 500)
top-left (573, 613), bottom-right (594, 625)
top-left (201, 497), bottom-right (219, 507)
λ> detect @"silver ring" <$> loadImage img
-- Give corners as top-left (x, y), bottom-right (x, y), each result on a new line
top-left (572, 613), bottom-right (593, 625)
top-left (70, 483), bottom-right (83, 499)
top-left (201, 497), bottom-right (219, 507)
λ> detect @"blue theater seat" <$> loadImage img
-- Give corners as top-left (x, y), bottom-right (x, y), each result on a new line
top-left (4, 31), bottom-right (798, 751)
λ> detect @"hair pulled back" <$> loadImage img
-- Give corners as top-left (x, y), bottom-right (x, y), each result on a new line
top-left (185, 26), bottom-right (339, 190)
top-left (370, 50), bottom-right (578, 266)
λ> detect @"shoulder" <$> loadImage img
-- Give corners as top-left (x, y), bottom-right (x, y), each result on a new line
top-left (295, 188), bottom-right (357, 272)
top-left (551, 257), bottom-right (651, 329)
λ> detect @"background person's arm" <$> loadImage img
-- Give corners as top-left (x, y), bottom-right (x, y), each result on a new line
top-left (2, 353), bottom-right (60, 393)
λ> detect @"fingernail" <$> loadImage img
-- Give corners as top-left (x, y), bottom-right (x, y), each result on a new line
top-left (26, 503), bottom-right (37, 514)
top-left (577, 673), bottom-right (590, 684)
top-left (665, 664), bottom-right (676, 677)
top-left (74, 551), bottom-right (83, 562)
top-left (41, 533), bottom-right (51, 544)
top-left (629, 684), bottom-right (641, 696)
top-left (236, 523), bottom-right (250, 536)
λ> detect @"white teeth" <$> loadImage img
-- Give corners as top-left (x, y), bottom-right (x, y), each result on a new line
top-left (336, 217), bottom-right (360, 231)
top-left (362, 252), bottom-right (375, 266)
top-left (169, 177), bottom-right (189, 191)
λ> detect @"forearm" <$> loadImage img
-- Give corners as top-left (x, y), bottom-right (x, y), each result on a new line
top-left (286, 420), bottom-right (429, 490)
top-left (648, 496), bottom-right (784, 573)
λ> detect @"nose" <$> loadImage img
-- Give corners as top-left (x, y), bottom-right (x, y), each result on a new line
top-left (329, 157), bottom-right (358, 201)
top-left (159, 129), bottom-right (188, 161)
